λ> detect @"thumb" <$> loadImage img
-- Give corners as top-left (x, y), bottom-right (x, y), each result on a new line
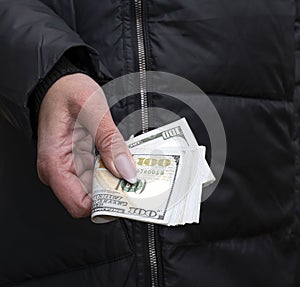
top-left (76, 85), bottom-right (137, 183)
top-left (95, 112), bottom-right (137, 184)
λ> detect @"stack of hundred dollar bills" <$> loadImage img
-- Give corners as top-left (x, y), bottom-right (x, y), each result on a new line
top-left (91, 118), bottom-right (215, 226)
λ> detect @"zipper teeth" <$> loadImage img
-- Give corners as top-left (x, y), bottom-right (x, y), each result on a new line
top-left (134, 1), bottom-right (159, 286)
top-left (148, 224), bottom-right (159, 287)
top-left (134, 0), bottom-right (149, 133)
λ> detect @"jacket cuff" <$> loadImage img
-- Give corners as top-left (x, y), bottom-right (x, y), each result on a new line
top-left (29, 56), bottom-right (89, 139)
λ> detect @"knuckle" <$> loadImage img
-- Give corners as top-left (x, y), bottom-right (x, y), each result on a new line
top-left (67, 197), bottom-right (91, 219)
top-left (96, 125), bottom-right (125, 154)
top-left (97, 128), bottom-right (117, 152)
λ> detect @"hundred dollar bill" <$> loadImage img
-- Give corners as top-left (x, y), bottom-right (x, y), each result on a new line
top-left (91, 151), bottom-right (182, 224)
top-left (91, 118), bottom-right (215, 225)
top-left (127, 118), bottom-right (215, 187)
top-left (127, 118), bottom-right (198, 149)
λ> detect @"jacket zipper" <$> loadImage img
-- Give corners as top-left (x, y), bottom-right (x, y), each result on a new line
top-left (147, 223), bottom-right (159, 287)
top-left (134, 0), bottom-right (149, 133)
top-left (134, 1), bottom-right (159, 287)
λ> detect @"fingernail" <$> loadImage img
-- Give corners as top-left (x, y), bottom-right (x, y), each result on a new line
top-left (114, 153), bottom-right (137, 184)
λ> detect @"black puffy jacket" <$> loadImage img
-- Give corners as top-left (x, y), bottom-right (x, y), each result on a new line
top-left (0, 1), bottom-right (299, 286)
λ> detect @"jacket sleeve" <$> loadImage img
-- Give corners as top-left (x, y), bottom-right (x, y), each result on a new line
top-left (28, 55), bottom-right (92, 139)
top-left (0, 0), bottom-right (102, 137)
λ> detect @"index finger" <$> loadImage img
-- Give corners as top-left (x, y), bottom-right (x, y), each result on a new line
top-left (48, 167), bottom-right (91, 218)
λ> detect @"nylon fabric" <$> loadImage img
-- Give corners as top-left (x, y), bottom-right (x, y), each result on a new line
top-left (0, 0), bottom-right (299, 286)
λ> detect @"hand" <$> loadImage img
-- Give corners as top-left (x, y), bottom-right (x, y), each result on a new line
top-left (37, 73), bottom-right (137, 218)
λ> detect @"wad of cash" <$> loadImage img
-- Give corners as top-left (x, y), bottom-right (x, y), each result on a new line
top-left (91, 118), bottom-right (215, 226)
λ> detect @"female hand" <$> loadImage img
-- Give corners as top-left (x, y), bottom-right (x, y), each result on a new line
top-left (37, 73), bottom-right (136, 218)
